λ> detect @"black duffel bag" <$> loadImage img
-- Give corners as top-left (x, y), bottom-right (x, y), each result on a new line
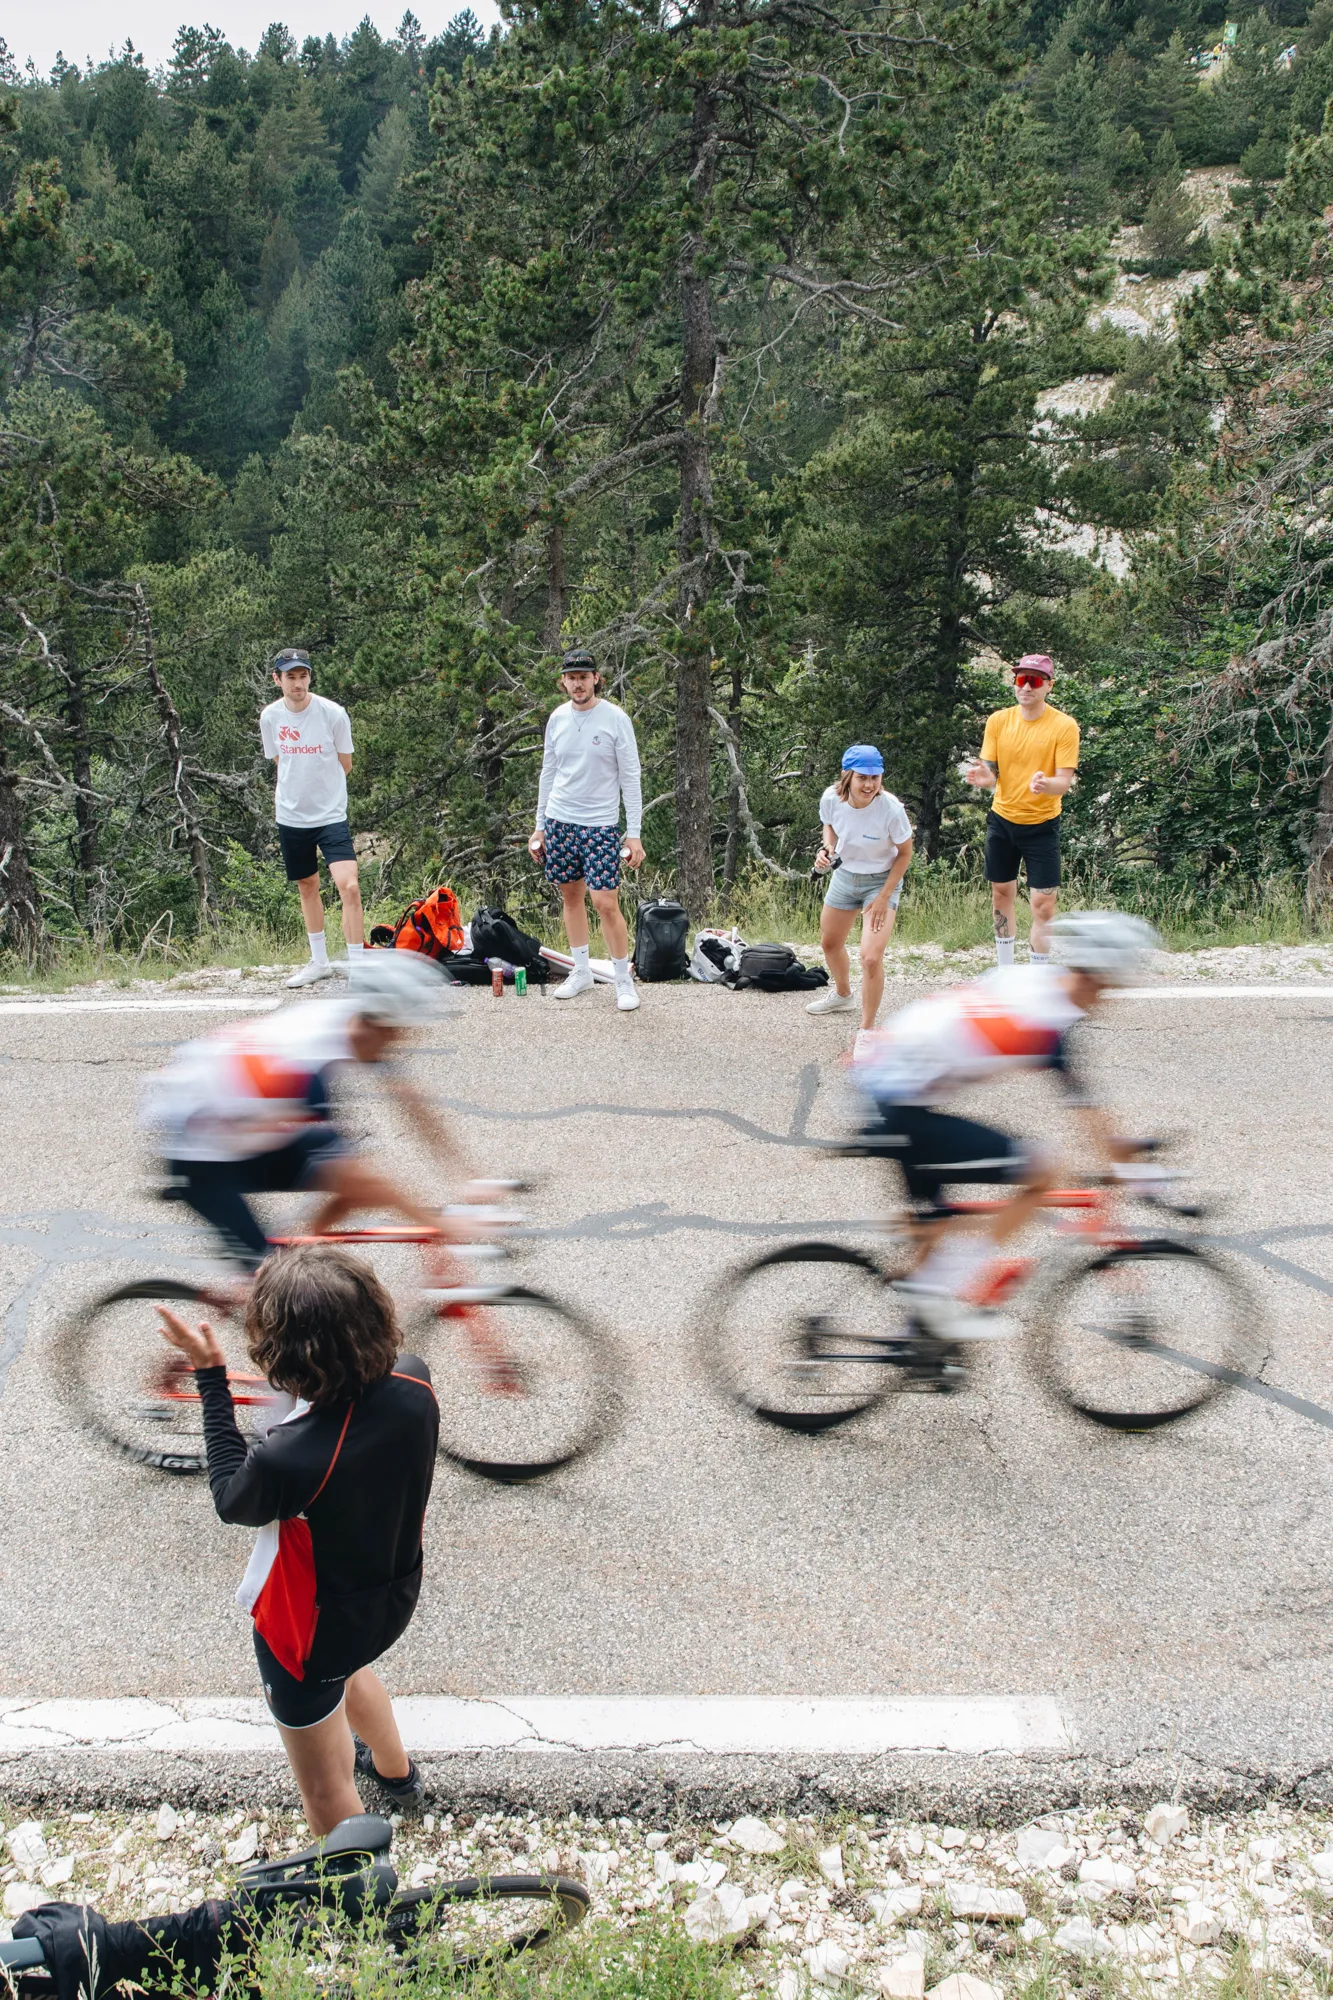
top-left (724, 943), bottom-right (829, 993)
top-left (633, 899), bottom-right (690, 981)
top-left (468, 906), bottom-right (550, 981)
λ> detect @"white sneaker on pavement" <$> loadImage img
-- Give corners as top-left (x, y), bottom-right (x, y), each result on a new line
top-left (285, 960), bottom-right (338, 989)
top-left (615, 980), bottom-right (640, 1012)
top-left (892, 1281), bottom-right (1017, 1343)
top-left (806, 987), bottom-right (856, 1015)
top-left (552, 969), bottom-right (595, 1000)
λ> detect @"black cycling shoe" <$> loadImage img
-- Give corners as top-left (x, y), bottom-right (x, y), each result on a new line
top-left (353, 1736), bottom-right (425, 1815)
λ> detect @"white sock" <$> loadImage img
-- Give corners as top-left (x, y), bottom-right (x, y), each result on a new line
top-left (346, 941), bottom-right (365, 958)
top-left (612, 955), bottom-right (632, 984)
top-left (1030, 949), bottom-right (1049, 964)
top-left (995, 936), bottom-right (1015, 967)
top-left (916, 1233), bottom-right (995, 1298)
top-left (308, 932), bottom-right (328, 965)
top-left (571, 944), bottom-right (590, 972)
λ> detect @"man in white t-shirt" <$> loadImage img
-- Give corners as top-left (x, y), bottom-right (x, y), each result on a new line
top-left (260, 648), bottom-right (362, 989)
top-left (528, 649), bottom-right (645, 1011)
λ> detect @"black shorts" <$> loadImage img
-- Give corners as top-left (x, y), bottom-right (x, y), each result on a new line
top-left (864, 1102), bottom-right (1029, 1209)
top-left (984, 811), bottom-right (1061, 890)
top-left (167, 1123), bottom-right (345, 1268)
top-left (277, 819), bottom-right (357, 882)
top-left (254, 1629), bottom-right (347, 1729)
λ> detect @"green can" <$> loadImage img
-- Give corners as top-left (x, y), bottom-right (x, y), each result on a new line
top-left (514, 966), bottom-right (528, 996)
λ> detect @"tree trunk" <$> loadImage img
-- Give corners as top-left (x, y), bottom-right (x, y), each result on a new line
top-left (65, 659), bottom-right (98, 929)
top-left (1307, 709), bottom-right (1333, 907)
top-left (0, 735), bottom-right (43, 962)
top-left (722, 658), bottom-right (743, 892)
top-left (135, 589), bottom-right (212, 921)
top-left (543, 522), bottom-right (566, 655)
top-left (675, 59), bottom-right (721, 919)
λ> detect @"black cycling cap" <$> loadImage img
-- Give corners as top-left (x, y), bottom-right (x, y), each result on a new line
top-left (273, 647), bottom-right (311, 671)
top-left (559, 647), bottom-right (598, 675)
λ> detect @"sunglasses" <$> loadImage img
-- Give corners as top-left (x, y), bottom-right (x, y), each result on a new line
top-left (1014, 671), bottom-right (1051, 690)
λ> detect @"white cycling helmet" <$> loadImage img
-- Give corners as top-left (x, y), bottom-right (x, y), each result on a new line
top-left (347, 951), bottom-right (455, 1027)
top-left (1048, 910), bottom-right (1159, 982)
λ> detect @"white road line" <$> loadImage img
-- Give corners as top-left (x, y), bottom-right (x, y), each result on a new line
top-left (0, 1695), bottom-right (1075, 1757)
top-left (0, 997), bottom-right (283, 1015)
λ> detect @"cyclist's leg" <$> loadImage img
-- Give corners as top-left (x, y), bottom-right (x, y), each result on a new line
top-left (344, 1666), bottom-right (411, 1782)
top-left (306, 1152), bottom-right (448, 1240)
top-left (167, 1159), bottom-right (269, 1270)
top-left (887, 1107), bottom-right (1050, 1293)
top-left (254, 1632), bottom-right (361, 1836)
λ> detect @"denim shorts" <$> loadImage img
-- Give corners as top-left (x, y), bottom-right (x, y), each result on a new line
top-left (824, 867), bottom-right (902, 913)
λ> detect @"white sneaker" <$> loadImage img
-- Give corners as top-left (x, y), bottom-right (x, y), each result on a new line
top-left (806, 988), bottom-right (856, 1015)
top-left (615, 980), bottom-right (640, 1012)
top-left (285, 960), bottom-right (338, 989)
top-left (892, 1282), bottom-right (1017, 1343)
top-left (552, 969), bottom-right (595, 1000)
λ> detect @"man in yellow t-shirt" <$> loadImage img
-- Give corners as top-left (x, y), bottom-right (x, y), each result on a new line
top-left (964, 653), bottom-right (1080, 966)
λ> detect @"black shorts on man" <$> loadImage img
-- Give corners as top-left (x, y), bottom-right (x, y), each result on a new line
top-left (983, 810), bottom-right (1061, 890)
top-left (863, 1102), bottom-right (1029, 1210)
top-left (278, 818), bottom-right (357, 883)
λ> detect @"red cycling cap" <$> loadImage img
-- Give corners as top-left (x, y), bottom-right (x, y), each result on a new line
top-left (1016, 653), bottom-right (1054, 679)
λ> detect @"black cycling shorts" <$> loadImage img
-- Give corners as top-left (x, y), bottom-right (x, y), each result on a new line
top-left (277, 819), bottom-right (357, 882)
top-left (984, 810), bottom-right (1061, 890)
top-left (168, 1124), bottom-right (345, 1269)
top-left (864, 1102), bottom-right (1029, 1209)
top-left (254, 1629), bottom-right (347, 1729)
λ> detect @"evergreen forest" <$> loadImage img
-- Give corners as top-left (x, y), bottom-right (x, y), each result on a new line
top-left (5, 0), bottom-right (1333, 959)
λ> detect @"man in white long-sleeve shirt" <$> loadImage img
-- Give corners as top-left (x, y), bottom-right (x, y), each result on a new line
top-left (528, 649), bottom-right (645, 1011)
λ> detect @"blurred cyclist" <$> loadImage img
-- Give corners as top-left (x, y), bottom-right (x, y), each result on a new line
top-left (850, 912), bottom-right (1159, 1343)
top-left (142, 954), bottom-right (470, 1270)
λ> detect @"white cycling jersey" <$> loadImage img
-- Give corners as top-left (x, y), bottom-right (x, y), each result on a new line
top-left (141, 1000), bottom-right (360, 1163)
top-left (852, 965), bottom-right (1087, 1106)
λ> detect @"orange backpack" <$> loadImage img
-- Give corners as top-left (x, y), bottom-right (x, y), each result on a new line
top-left (370, 886), bottom-right (466, 960)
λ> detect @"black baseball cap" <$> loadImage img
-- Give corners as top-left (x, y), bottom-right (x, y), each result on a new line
top-left (273, 647), bottom-right (311, 672)
top-left (559, 648), bottom-right (597, 675)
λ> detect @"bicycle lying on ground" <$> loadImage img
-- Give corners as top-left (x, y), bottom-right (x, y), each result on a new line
top-left (706, 1142), bottom-right (1266, 1434)
top-left (54, 1187), bottom-right (618, 1483)
top-left (0, 1812), bottom-right (590, 1998)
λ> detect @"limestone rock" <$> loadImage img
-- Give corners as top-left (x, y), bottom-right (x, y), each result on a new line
top-left (1054, 1916), bottom-right (1111, 1960)
top-left (653, 1850), bottom-right (679, 1883)
top-left (3, 1883), bottom-right (46, 1920)
top-left (927, 1975), bottom-right (1002, 2000)
top-left (678, 1858), bottom-right (726, 1890)
top-left (225, 1824), bottom-right (259, 1865)
top-left (806, 1940), bottom-right (851, 1987)
top-left (947, 1883), bottom-right (1026, 1922)
top-left (683, 1881), bottom-right (752, 1943)
top-left (818, 1846), bottom-right (846, 1890)
top-left (1107, 1923), bottom-right (1167, 1961)
top-left (8, 1823), bottom-right (48, 1872)
top-left (729, 1815), bottom-right (785, 1855)
top-left (39, 1858), bottom-right (74, 1888)
top-left (1079, 1856), bottom-right (1135, 1894)
top-left (155, 1804), bottom-right (180, 1843)
top-left (869, 1887), bottom-right (924, 1925)
top-left (778, 1970), bottom-right (803, 2000)
top-left (1175, 1902), bottom-right (1222, 1945)
top-left (645, 1832), bottom-right (670, 1851)
top-left (1144, 1804), bottom-right (1188, 1845)
top-left (1015, 1826), bottom-right (1066, 1871)
top-left (878, 1952), bottom-right (926, 1999)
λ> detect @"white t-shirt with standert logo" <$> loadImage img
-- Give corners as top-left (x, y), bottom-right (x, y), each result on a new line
top-left (819, 784), bottom-right (913, 873)
top-left (260, 694), bottom-right (354, 828)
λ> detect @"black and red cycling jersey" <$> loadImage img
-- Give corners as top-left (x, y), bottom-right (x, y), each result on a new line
top-left (195, 1356), bottom-right (439, 1684)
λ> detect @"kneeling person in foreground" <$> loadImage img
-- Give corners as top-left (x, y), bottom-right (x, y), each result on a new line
top-left (851, 912), bottom-right (1158, 1343)
top-left (157, 1245), bottom-right (437, 1831)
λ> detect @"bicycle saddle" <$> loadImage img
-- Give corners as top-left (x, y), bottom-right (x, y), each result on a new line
top-left (237, 1813), bottom-right (393, 1888)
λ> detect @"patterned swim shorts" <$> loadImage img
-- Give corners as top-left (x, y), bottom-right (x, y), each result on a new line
top-left (543, 819), bottom-right (622, 891)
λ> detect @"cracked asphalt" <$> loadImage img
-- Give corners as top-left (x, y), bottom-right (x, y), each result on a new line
top-left (2, 977), bottom-right (1333, 1799)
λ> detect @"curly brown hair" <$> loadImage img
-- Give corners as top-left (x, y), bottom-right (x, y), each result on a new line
top-left (245, 1245), bottom-right (402, 1405)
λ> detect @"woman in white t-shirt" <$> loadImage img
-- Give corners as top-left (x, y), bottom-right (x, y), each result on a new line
top-left (808, 744), bottom-right (914, 1031)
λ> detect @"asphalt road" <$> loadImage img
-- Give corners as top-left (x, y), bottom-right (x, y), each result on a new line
top-left (2, 975), bottom-right (1332, 1782)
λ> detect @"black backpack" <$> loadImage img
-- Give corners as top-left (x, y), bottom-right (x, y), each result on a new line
top-left (467, 906), bottom-right (550, 982)
top-left (633, 899), bottom-right (690, 981)
top-left (724, 943), bottom-right (829, 993)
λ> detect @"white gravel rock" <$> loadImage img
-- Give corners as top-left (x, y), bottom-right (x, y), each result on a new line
top-left (154, 1804), bottom-right (180, 1843)
top-left (3, 1885), bottom-right (47, 1920)
top-left (1144, 1804), bottom-right (1188, 1845)
top-left (927, 1976), bottom-right (1002, 2000)
top-left (869, 1887), bottom-right (924, 1925)
top-left (877, 1952), bottom-right (926, 1999)
top-left (1311, 1853), bottom-right (1333, 1882)
top-left (653, 1850), bottom-right (679, 1882)
top-left (1019, 1918), bottom-right (1048, 1943)
top-left (805, 1940), bottom-right (851, 1986)
top-left (644, 1832), bottom-right (670, 1851)
top-left (818, 1846), bottom-right (846, 1889)
top-left (1015, 1826), bottom-right (1066, 1870)
top-left (1079, 1855), bottom-right (1135, 1893)
top-left (224, 1825), bottom-right (259, 1866)
top-left (683, 1882), bottom-right (752, 1943)
top-left (946, 1882), bottom-right (1026, 1922)
top-left (729, 1815), bottom-right (785, 1855)
top-left (8, 1825), bottom-right (48, 1872)
top-left (778, 1971), bottom-right (804, 2000)
top-left (39, 1859), bottom-right (74, 1888)
top-left (1054, 1915), bottom-right (1112, 1960)
top-left (1107, 1923), bottom-right (1167, 1961)
top-left (1176, 1901), bottom-right (1222, 1944)
top-left (678, 1858), bottom-right (726, 1890)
